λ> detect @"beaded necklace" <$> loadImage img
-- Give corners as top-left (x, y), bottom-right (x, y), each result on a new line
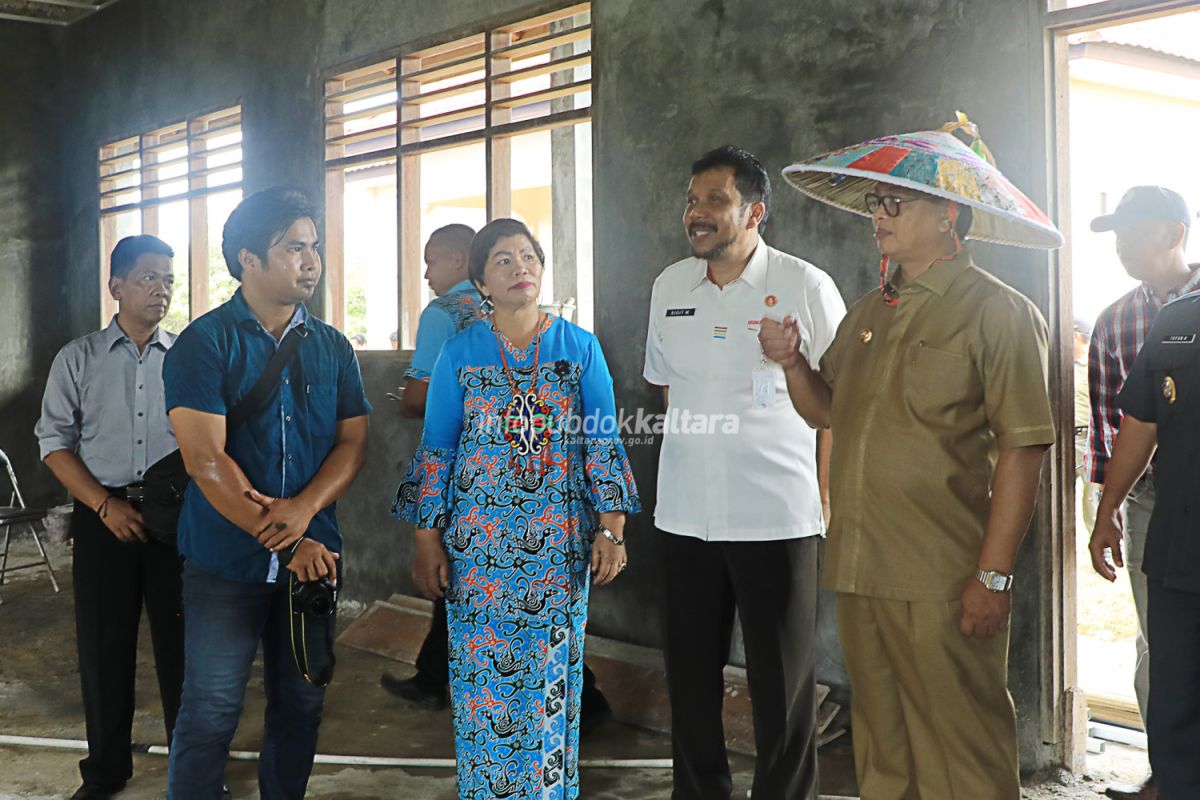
top-left (494, 314), bottom-right (555, 477)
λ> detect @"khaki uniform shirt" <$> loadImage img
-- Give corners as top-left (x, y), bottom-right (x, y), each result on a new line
top-left (820, 252), bottom-right (1055, 601)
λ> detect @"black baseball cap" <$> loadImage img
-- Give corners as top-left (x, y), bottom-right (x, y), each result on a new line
top-left (1091, 186), bottom-right (1192, 232)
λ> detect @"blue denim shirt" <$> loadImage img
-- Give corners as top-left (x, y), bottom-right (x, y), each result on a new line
top-left (164, 289), bottom-right (371, 584)
top-left (403, 280), bottom-right (481, 381)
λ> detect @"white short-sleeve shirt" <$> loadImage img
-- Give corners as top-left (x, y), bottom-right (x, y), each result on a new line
top-left (644, 241), bottom-right (846, 541)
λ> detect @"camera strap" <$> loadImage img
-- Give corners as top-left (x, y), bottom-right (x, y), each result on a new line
top-left (288, 568), bottom-right (337, 688)
top-left (228, 325), bottom-right (306, 431)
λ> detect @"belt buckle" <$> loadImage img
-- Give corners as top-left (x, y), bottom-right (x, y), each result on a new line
top-left (124, 485), bottom-right (145, 504)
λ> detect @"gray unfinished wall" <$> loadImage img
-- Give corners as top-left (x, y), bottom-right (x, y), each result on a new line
top-left (0, 24), bottom-right (67, 506)
top-left (34, 0), bottom-right (1059, 771)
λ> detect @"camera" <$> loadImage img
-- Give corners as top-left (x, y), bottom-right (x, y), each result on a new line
top-left (292, 576), bottom-right (337, 617)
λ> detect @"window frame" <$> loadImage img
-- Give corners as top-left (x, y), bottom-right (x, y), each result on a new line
top-left (322, 2), bottom-right (594, 352)
top-left (97, 103), bottom-right (244, 327)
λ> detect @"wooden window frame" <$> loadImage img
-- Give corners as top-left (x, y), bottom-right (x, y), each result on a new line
top-left (98, 104), bottom-right (244, 326)
top-left (323, 3), bottom-right (593, 351)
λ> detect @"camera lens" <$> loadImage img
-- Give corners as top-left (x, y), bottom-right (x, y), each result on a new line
top-left (307, 593), bottom-right (332, 616)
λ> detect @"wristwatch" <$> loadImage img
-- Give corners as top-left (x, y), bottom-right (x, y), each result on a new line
top-left (977, 569), bottom-right (1014, 593)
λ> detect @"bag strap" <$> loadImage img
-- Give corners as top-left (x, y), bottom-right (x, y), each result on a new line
top-left (227, 326), bottom-right (306, 432)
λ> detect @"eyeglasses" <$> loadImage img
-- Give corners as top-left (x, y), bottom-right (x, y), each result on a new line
top-left (864, 193), bottom-right (922, 217)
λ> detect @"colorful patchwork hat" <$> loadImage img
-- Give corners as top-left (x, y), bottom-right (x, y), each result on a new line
top-left (781, 113), bottom-right (1064, 250)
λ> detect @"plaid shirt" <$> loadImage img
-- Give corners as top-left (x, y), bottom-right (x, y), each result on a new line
top-left (1087, 267), bottom-right (1200, 483)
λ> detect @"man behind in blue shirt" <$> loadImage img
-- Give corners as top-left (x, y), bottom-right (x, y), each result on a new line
top-left (163, 187), bottom-right (370, 799)
top-left (394, 223), bottom-right (479, 417)
top-left (38, 235), bottom-right (184, 800)
top-left (381, 224), bottom-right (478, 707)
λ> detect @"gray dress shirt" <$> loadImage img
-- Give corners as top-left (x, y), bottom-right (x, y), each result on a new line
top-left (36, 318), bottom-right (177, 487)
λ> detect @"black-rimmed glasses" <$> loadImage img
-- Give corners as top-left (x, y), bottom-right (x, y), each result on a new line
top-left (864, 193), bottom-right (922, 217)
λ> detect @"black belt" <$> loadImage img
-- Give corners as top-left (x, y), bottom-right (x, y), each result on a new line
top-left (104, 483), bottom-right (146, 506)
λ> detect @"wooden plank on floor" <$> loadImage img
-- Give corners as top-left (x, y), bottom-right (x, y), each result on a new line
top-left (337, 601), bottom-right (429, 664)
top-left (1087, 692), bottom-right (1143, 730)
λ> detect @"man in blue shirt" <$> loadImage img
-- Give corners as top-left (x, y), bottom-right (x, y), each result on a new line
top-left (382, 224), bottom-right (478, 708)
top-left (37, 235), bottom-right (184, 800)
top-left (395, 223), bottom-right (479, 417)
top-left (163, 187), bottom-right (370, 799)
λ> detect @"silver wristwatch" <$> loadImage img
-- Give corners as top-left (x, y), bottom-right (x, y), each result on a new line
top-left (977, 569), bottom-right (1014, 593)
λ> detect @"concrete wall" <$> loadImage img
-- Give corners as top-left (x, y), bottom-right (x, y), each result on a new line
top-left (37, 0), bottom-right (1059, 771)
top-left (0, 24), bottom-right (67, 506)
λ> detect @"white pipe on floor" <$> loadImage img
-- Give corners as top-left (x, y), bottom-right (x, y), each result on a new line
top-left (0, 735), bottom-right (87, 751)
top-left (0, 734), bottom-right (672, 769)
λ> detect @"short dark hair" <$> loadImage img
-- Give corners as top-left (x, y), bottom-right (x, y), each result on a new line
top-left (691, 145), bottom-right (771, 228)
top-left (221, 186), bottom-right (319, 280)
top-left (468, 218), bottom-right (545, 290)
top-left (429, 223), bottom-right (476, 254)
top-left (110, 234), bottom-right (174, 280)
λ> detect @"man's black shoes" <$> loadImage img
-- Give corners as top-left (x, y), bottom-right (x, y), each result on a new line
top-left (69, 783), bottom-right (124, 800)
top-left (380, 671), bottom-right (448, 711)
top-left (579, 687), bottom-right (613, 738)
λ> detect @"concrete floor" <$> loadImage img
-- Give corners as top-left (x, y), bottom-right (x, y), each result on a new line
top-left (0, 536), bottom-right (1143, 799)
top-left (0, 539), bottom-right (864, 799)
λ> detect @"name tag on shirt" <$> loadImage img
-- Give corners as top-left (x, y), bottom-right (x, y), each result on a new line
top-left (666, 308), bottom-right (696, 317)
top-left (1163, 334), bottom-right (1197, 344)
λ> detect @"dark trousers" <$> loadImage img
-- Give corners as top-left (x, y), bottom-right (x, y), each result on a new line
top-left (1148, 578), bottom-right (1200, 798)
top-left (71, 500), bottom-right (184, 790)
top-left (415, 596), bottom-right (606, 712)
top-left (660, 531), bottom-right (819, 800)
top-left (168, 561), bottom-right (327, 800)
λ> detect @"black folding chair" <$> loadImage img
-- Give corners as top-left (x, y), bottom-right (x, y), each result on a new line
top-left (0, 448), bottom-right (60, 604)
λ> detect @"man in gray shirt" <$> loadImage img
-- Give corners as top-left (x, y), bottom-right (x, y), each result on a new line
top-left (36, 235), bottom-right (184, 800)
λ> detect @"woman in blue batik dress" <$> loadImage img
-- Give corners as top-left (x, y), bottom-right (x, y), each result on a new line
top-left (393, 218), bottom-right (640, 800)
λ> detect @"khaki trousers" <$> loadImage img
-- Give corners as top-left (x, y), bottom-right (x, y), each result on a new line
top-left (837, 593), bottom-right (1020, 800)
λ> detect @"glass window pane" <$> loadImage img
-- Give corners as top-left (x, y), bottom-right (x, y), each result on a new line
top-left (207, 190), bottom-right (243, 311)
top-left (407, 141), bottom-right (487, 348)
top-left (343, 160), bottom-right (398, 350)
top-left (99, 210), bottom-right (141, 325)
top-left (494, 127), bottom-right (593, 330)
top-left (154, 200), bottom-right (191, 334)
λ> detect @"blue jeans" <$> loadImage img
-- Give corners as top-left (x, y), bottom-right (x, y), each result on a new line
top-left (167, 561), bottom-right (327, 799)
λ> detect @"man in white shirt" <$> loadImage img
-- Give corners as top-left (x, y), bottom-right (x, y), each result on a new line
top-left (644, 146), bottom-right (846, 800)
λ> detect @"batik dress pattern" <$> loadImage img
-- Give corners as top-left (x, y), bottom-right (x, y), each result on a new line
top-left (394, 315), bottom-right (640, 800)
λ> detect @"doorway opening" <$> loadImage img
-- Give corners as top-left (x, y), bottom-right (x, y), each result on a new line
top-left (1055, 0), bottom-right (1200, 785)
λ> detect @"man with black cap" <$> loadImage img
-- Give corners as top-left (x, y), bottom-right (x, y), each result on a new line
top-left (1087, 185), bottom-right (1199, 800)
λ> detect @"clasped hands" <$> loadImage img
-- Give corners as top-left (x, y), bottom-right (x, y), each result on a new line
top-left (245, 488), bottom-right (338, 582)
top-left (758, 316), bottom-right (804, 369)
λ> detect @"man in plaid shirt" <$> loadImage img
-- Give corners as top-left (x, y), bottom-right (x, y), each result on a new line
top-left (1087, 185), bottom-right (1199, 800)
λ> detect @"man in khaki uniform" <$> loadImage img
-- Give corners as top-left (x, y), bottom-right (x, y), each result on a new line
top-left (764, 174), bottom-right (1056, 796)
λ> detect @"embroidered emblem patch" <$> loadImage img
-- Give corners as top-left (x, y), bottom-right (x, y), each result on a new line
top-left (1163, 376), bottom-right (1178, 405)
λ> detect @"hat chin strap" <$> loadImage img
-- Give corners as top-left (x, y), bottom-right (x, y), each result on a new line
top-left (879, 202), bottom-right (963, 307)
top-left (879, 255), bottom-right (898, 307)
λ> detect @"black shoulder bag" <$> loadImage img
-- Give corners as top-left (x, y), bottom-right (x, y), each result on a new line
top-left (141, 328), bottom-right (306, 544)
